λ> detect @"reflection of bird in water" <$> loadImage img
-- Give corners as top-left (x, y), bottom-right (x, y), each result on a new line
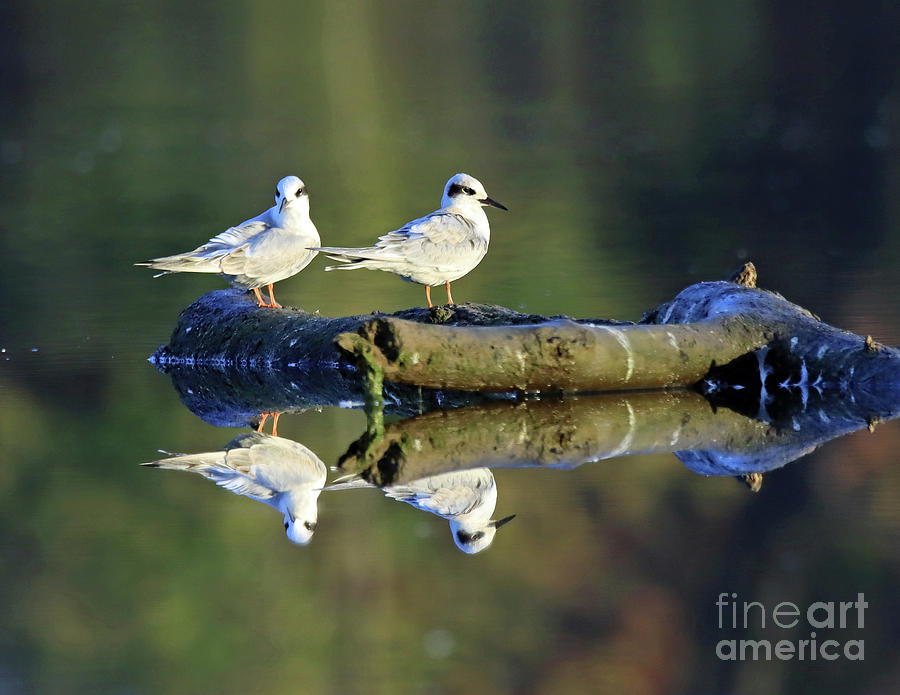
top-left (327, 468), bottom-right (515, 554)
top-left (136, 175), bottom-right (320, 308)
top-left (254, 412), bottom-right (282, 436)
top-left (142, 432), bottom-right (326, 545)
top-left (312, 173), bottom-right (506, 308)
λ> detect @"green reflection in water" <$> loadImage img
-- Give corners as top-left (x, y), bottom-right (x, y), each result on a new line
top-left (1, 0), bottom-right (899, 693)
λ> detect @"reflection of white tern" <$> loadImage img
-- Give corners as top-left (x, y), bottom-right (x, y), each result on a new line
top-left (313, 173), bottom-right (506, 307)
top-left (327, 468), bottom-right (515, 554)
top-left (143, 432), bottom-right (327, 545)
top-left (136, 175), bottom-right (320, 308)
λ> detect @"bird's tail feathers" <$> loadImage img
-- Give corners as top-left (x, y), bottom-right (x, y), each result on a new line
top-left (312, 246), bottom-right (390, 265)
top-left (135, 255), bottom-right (222, 275)
top-left (323, 473), bottom-right (376, 491)
top-left (140, 451), bottom-right (227, 473)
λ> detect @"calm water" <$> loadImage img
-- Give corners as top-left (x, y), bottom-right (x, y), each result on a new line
top-left (2, 2), bottom-right (899, 694)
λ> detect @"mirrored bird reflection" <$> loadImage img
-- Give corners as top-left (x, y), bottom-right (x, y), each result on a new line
top-left (327, 468), bottom-right (515, 554)
top-left (142, 432), bottom-right (326, 545)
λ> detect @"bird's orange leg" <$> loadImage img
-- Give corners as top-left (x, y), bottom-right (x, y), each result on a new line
top-left (256, 412), bottom-right (282, 436)
top-left (266, 284), bottom-right (282, 309)
top-left (425, 285), bottom-right (433, 308)
top-left (252, 287), bottom-right (267, 307)
top-left (445, 281), bottom-right (455, 305)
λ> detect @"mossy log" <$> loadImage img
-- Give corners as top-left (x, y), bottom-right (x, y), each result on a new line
top-left (335, 314), bottom-right (769, 392)
top-left (152, 270), bottom-right (900, 412)
top-left (336, 282), bottom-right (900, 396)
top-left (151, 289), bottom-right (569, 425)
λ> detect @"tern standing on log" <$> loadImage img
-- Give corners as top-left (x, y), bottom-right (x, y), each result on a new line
top-left (313, 173), bottom-right (506, 307)
top-left (142, 432), bottom-right (327, 545)
top-left (136, 176), bottom-right (320, 308)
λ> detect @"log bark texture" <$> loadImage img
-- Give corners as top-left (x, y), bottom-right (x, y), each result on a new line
top-left (335, 282), bottom-right (900, 398)
top-left (151, 289), bottom-right (578, 425)
top-left (336, 314), bottom-right (769, 392)
top-left (152, 276), bottom-right (900, 411)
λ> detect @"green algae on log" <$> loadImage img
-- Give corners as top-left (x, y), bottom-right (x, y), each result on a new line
top-left (335, 313), bottom-right (769, 392)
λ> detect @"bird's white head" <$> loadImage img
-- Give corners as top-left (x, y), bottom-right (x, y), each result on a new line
top-left (274, 175), bottom-right (310, 216)
top-left (450, 514), bottom-right (516, 554)
top-left (283, 510), bottom-right (318, 545)
top-left (441, 173), bottom-right (508, 212)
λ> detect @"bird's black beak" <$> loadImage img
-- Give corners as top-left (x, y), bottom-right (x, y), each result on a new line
top-left (491, 514), bottom-right (516, 529)
top-left (279, 197), bottom-right (288, 214)
top-left (481, 197), bottom-right (508, 211)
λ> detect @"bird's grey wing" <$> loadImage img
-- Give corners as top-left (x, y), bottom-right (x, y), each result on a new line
top-left (377, 213), bottom-right (480, 267)
top-left (210, 445), bottom-right (278, 500)
top-left (194, 220), bottom-right (269, 257)
top-left (245, 437), bottom-right (327, 490)
top-left (219, 227), bottom-right (317, 280)
top-left (217, 434), bottom-right (326, 498)
top-left (386, 483), bottom-right (481, 518)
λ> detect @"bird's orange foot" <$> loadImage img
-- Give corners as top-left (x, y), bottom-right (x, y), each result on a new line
top-left (266, 285), bottom-right (281, 309)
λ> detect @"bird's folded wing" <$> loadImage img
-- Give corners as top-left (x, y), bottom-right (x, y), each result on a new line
top-left (195, 220), bottom-right (269, 257)
top-left (387, 485), bottom-right (479, 517)
top-left (424, 486), bottom-right (482, 516)
top-left (374, 213), bottom-right (480, 266)
top-left (208, 447), bottom-right (276, 500)
top-left (211, 472), bottom-right (276, 500)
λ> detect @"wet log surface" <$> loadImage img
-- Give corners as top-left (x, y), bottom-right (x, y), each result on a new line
top-left (151, 289), bottom-right (576, 425)
top-left (151, 268), bottom-right (900, 424)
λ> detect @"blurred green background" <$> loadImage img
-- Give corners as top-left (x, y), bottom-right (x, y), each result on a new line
top-left (1, 0), bottom-right (899, 693)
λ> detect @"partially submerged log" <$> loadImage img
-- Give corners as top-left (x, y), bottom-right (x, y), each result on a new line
top-left (336, 281), bottom-right (900, 397)
top-left (651, 280), bottom-right (900, 399)
top-left (152, 266), bottom-right (900, 417)
top-left (151, 289), bottom-right (586, 425)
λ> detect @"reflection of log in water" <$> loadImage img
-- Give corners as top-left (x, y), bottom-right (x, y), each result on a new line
top-left (338, 391), bottom-right (900, 486)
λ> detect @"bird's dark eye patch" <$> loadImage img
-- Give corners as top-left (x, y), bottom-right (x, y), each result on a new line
top-left (448, 183), bottom-right (477, 197)
top-left (296, 188), bottom-right (304, 196)
top-left (275, 189), bottom-right (280, 198)
top-left (456, 530), bottom-right (485, 544)
top-left (284, 521), bottom-right (289, 530)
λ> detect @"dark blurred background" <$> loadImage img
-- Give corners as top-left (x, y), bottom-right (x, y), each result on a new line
top-left (0, 1), bottom-right (898, 693)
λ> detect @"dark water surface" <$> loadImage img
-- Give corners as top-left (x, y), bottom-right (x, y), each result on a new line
top-left (2, 2), bottom-right (899, 694)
